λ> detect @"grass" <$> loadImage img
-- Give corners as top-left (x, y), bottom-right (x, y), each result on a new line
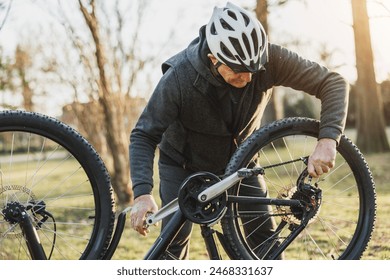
top-left (111, 151), bottom-right (390, 260)
top-left (1, 133), bottom-right (389, 260)
top-left (361, 153), bottom-right (390, 259)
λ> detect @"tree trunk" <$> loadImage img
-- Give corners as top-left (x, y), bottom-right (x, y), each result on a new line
top-left (99, 93), bottom-right (132, 205)
top-left (79, 0), bottom-right (132, 205)
top-left (351, 0), bottom-right (389, 153)
top-left (256, 0), bottom-right (284, 125)
top-left (14, 46), bottom-right (34, 111)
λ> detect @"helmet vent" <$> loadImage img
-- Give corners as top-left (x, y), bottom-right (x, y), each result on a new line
top-left (220, 42), bottom-right (234, 60)
top-left (241, 13), bottom-right (250, 26)
top-left (227, 10), bottom-right (237, 20)
top-left (220, 18), bottom-right (234, 31)
top-left (251, 29), bottom-right (259, 56)
top-left (210, 23), bottom-right (217, 35)
top-left (242, 33), bottom-right (251, 58)
top-left (229, 37), bottom-right (245, 60)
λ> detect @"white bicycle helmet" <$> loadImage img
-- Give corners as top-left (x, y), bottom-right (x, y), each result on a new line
top-left (206, 2), bottom-right (268, 73)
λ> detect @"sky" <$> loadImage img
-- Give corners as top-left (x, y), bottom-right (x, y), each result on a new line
top-left (0, 0), bottom-right (390, 114)
top-left (145, 0), bottom-right (390, 83)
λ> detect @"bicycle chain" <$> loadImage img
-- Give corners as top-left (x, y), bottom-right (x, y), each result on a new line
top-left (262, 156), bottom-right (308, 170)
top-left (228, 156), bottom-right (309, 220)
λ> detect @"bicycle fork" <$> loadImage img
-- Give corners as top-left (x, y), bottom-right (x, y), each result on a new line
top-left (2, 202), bottom-right (47, 259)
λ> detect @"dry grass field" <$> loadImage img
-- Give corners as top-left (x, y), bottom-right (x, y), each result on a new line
top-left (1, 130), bottom-right (389, 260)
top-left (112, 151), bottom-right (390, 260)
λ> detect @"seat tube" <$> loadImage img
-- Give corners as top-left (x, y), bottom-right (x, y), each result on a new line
top-left (200, 225), bottom-right (222, 260)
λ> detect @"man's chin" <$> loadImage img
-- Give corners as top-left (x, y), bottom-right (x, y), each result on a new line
top-left (231, 82), bottom-right (248, 88)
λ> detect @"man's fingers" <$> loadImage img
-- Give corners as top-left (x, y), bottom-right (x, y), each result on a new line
top-left (130, 195), bottom-right (159, 236)
top-left (308, 162), bottom-right (331, 178)
top-left (130, 210), bottom-right (154, 236)
top-left (308, 164), bottom-right (321, 178)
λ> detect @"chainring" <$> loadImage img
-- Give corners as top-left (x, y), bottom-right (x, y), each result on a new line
top-left (178, 172), bottom-right (227, 225)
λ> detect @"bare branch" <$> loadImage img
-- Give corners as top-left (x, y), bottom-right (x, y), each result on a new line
top-left (55, 1), bottom-right (97, 87)
top-left (0, 0), bottom-right (13, 31)
top-left (78, 0), bottom-right (111, 96)
top-left (370, 0), bottom-right (390, 15)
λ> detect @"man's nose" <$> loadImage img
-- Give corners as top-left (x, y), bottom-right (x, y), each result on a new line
top-left (240, 72), bottom-right (252, 82)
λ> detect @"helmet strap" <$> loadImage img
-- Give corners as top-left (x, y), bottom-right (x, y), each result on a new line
top-left (209, 60), bottom-right (226, 83)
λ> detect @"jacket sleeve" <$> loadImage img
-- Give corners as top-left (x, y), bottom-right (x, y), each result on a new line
top-left (129, 67), bottom-right (181, 198)
top-left (268, 44), bottom-right (349, 143)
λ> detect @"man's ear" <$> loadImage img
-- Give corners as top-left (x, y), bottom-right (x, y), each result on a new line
top-left (207, 53), bottom-right (218, 65)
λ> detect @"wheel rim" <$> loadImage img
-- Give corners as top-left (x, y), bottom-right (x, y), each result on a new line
top-left (0, 130), bottom-right (99, 259)
top-left (226, 131), bottom-right (373, 260)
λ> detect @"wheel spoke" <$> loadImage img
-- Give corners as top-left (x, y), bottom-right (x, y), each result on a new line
top-left (222, 118), bottom-right (376, 260)
top-left (0, 111), bottom-right (114, 260)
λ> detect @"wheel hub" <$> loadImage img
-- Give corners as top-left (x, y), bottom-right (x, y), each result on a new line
top-left (2, 201), bottom-right (26, 224)
top-left (1, 185), bottom-right (37, 238)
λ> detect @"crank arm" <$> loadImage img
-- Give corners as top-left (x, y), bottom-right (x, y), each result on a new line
top-left (196, 167), bottom-right (267, 203)
top-left (145, 198), bottom-right (179, 226)
top-left (196, 171), bottom-right (241, 203)
top-left (146, 165), bottom-right (267, 224)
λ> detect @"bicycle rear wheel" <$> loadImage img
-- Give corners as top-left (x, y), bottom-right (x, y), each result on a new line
top-left (221, 117), bottom-right (376, 260)
top-left (0, 110), bottom-right (115, 259)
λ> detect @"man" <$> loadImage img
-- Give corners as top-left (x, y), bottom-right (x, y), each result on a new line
top-left (129, 2), bottom-right (348, 259)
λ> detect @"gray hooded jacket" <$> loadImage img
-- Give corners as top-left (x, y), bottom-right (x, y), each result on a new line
top-left (130, 26), bottom-right (349, 199)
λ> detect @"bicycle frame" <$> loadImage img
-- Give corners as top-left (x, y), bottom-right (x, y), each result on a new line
top-left (16, 165), bottom-right (313, 260)
top-left (102, 166), bottom-right (309, 260)
top-left (14, 150), bottom-right (326, 261)
top-left (0, 112), bottom-right (376, 260)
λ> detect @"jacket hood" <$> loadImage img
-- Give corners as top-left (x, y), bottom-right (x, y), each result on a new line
top-left (186, 25), bottom-right (225, 87)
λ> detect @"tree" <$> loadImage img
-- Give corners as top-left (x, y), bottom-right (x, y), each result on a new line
top-left (78, 0), bottom-right (132, 205)
top-left (12, 46), bottom-right (34, 111)
top-left (351, 0), bottom-right (389, 153)
top-left (1, 42), bottom-right (50, 111)
top-left (47, 0), bottom-right (160, 206)
top-left (0, 0), bottom-right (13, 31)
top-left (1, 1), bottom-right (12, 100)
top-left (255, 0), bottom-right (284, 124)
top-left (0, 47), bottom-right (9, 93)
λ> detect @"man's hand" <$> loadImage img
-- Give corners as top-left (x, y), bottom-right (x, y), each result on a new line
top-left (307, 138), bottom-right (337, 178)
top-left (130, 194), bottom-right (158, 236)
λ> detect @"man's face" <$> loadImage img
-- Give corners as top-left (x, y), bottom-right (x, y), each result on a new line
top-left (208, 54), bottom-right (252, 88)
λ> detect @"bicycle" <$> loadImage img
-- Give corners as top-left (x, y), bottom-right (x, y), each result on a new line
top-left (0, 110), bottom-right (376, 260)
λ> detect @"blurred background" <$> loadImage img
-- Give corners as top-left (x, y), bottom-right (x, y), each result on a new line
top-left (0, 0), bottom-right (389, 209)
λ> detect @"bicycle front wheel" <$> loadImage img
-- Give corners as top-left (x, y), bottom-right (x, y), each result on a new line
top-left (0, 110), bottom-right (115, 259)
top-left (221, 117), bottom-right (376, 260)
